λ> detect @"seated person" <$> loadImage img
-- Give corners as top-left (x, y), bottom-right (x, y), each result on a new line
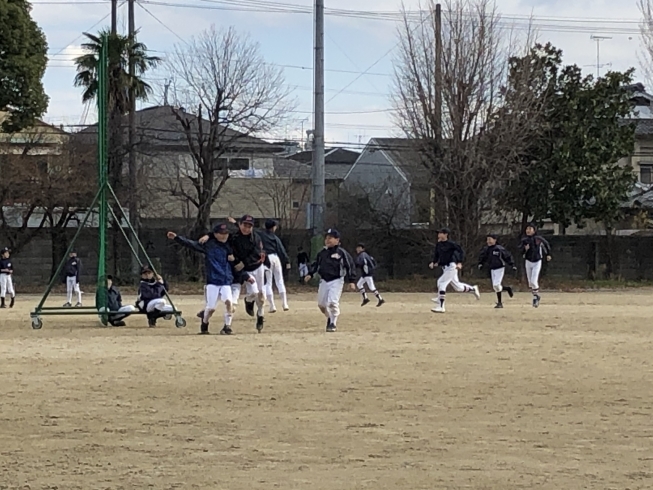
top-left (136, 265), bottom-right (173, 327)
top-left (96, 275), bottom-right (136, 327)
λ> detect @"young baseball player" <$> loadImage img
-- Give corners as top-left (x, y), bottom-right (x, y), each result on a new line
top-left (519, 223), bottom-right (552, 308)
top-left (478, 234), bottom-right (516, 308)
top-left (429, 228), bottom-right (480, 313)
top-left (260, 219), bottom-right (290, 313)
top-left (168, 223), bottom-right (235, 335)
top-left (96, 275), bottom-right (136, 326)
top-left (355, 243), bottom-right (384, 307)
top-left (136, 264), bottom-right (174, 327)
top-left (62, 250), bottom-right (82, 307)
top-left (0, 247), bottom-right (15, 308)
top-left (304, 228), bottom-right (356, 332)
top-left (199, 215), bottom-right (267, 332)
top-left (297, 246), bottom-right (309, 283)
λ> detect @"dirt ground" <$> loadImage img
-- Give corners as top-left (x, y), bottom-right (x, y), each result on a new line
top-left (1, 290), bottom-right (653, 489)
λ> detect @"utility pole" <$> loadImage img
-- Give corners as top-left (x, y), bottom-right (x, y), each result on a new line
top-left (111, 0), bottom-right (118, 34)
top-left (431, 3), bottom-right (443, 228)
top-left (590, 35), bottom-right (611, 78)
top-left (128, 0), bottom-right (140, 274)
top-left (311, 0), bottom-right (325, 236)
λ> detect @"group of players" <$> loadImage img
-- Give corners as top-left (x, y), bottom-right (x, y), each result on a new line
top-left (0, 218), bottom-right (551, 333)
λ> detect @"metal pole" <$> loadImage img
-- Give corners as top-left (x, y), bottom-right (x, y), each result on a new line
top-left (432, 3), bottom-right (442, 228)
top-left (97, 34), bottom-right (109, 320)
top-left (111, 0), bottom-right (117, 34)
top-left (128, 0), bottom-right (140, 274)
top-left (311, 0), bottom-right (325, 235)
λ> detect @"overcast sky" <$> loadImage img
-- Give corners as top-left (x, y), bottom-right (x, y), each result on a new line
top-left (33, 0), bottom-right (644, 146)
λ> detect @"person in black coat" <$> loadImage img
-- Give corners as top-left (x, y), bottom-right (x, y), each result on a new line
top-left (518, 223), bottom-right (552, 308)
top-left (478, 234), bottom-right (516, 308)
top-left (61, 250), bottom-right (82, 307)
top-left (136, 265), bottom-right (173, 327)
top-left (96, 275), bottom-right (137, 326)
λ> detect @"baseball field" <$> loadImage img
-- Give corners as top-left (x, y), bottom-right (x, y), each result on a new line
top-left (1, 290), bottom-right (652, 489)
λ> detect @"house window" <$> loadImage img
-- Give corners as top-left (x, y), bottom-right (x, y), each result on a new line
top-left (641, 164), bottom-right (653, 184)
top-left (292, 201), bottom-right (300, 209)
top-left (215, 157), bottom-right (250, 171)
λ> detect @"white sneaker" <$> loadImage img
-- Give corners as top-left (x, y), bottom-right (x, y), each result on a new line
top-left (472, 286), bottom-right (481, 300)
top-left (431, 306), bottom-right (446, 313)
top-left (269, 307), bottom-right (277, 314)
top-left (431, 297), bottom-right (439, 303)
top-left (283, 305), bottom-right (289, 311)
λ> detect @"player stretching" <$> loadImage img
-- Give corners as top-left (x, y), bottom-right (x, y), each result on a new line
top-left (304, 229), bottom-right (356, 332)
top-left (0, 247), bottom-right (16, 308)
top-left (355, 243), bottom-right (384, 307)
top-left (62, 250), bottom-right (82, 307)
top-left (519, 223), bottom-right (551, 308)
top-left (261, 219), bottom-right (290, 313)
top-left (478, 234), bottom-right (516, 309)
top-left (169, 223), bottom-right (234, 335)
top-left (429, 228), bottom-right (480, 313)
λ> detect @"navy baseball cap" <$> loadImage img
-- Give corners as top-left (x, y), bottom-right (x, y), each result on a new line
top-left (212, 223), bottom-right (230, 234)
top-left (526, 222), bottom-right (537, 230)
top-left (437, 227), bottom-right (451, 235)
top-left (1, 247), bottom-right (9, 254)
top-left (356, 242), bottom-right (366, 248)
top-left (240, 215), bottom-right (255, 225)
top-left (265, 219), bottom-right (277, 230)
top-left (325, 228), bottom-right (340, 239)
top-left (140, 264), bottom-right (153, 274)
top-left (487, 233), bottom-right (498, 240)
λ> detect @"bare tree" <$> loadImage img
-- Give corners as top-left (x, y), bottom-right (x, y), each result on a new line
top-left (163, 25), bottom-right (295, 236)
top-left (392, 0), bottom-right (540, 251)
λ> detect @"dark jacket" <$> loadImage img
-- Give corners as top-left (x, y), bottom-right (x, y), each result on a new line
top-left (232, 267), bottom-right (251, 286)
top-left (260, 230), bottom-right (289, 264)
top-left (96, 285), bottom-right (123, 312)
top-left (62, 257), bottom-right (81, 280)
top-left (297, 251), bottom-right (309, 265)
top-left (478, 244), bottom-right (515, 270)
top-left (0, 257), bottom-right (13, 274)
top-left (432, 240), bottom-right (465, 267)
top-left (309, 246), bottom-right (356, 283)
top-left (174, 235), bottom-right (234, 286)
top-left (229, 230), bottom-right (266, 272)
top-left (519, 235), bottom-right (551, 262)
top-left (137, 279), bottom-right (168, 311)
top-left (355, 251), bottom-right (376, 277)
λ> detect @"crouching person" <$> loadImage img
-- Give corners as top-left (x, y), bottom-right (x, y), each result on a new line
top-left (137, 264), bottom-right (173, 327)
top-left (96, 275), bottom-right (136, 326)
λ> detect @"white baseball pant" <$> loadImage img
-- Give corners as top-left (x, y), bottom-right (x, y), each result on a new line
top-left (204, 284), bottom-right (233, 325)
top-left (145, 298), bottom-right (174, 314)
top-left (265, 254), bottom-right (288, 311)
top-left (317, 277), bottom-right (344, 325)
top-left (437, 264), bottom-right (473, 292)
top-left (66, 276), bottom-right (82, 304)
top-left (298, 263), bottom-right (309, 278)
top-left (245, 265), bottom-right (266, 317)
top-left (525, 260), bottom-right (542, 290)
top-left (357, 276), bottom-right (377, 292)
top-left (231, 283), bottom-right (242, 305)
top-left (0, 273), bottom-right (15, 298)
top-left (98, 305), bottom-right (137, 323)
top-left (491, 268), bottom-right (505, 293)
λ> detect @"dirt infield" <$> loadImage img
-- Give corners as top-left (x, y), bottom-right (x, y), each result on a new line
top-left (1, 290), bottom-right (653, 489)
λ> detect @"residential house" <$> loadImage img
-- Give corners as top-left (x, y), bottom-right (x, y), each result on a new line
top-left (342, 138), bottom-right (431, 229)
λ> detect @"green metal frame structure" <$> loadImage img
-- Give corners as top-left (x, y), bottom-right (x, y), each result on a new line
top-left (29, 35), bottom-right (186, 330)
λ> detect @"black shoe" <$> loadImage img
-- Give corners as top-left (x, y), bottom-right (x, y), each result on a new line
top-left (256, 316), bottom-right (264, 333)
top-left (505, 286), bottom-right (514, 298)
top-left (196, 310), bottom-right (204, 319)
top-left (220, 325), bottom-right (233, 335)
top-left (361, 297), bottom-right (370, 307)
top-left (148, 319), bottom-right (157, 328)
top-left (9, 296), bottom-right (15, 308)
top-left (326, 323), bottom-right (337, 332)
top-left (110, 320), bottom-right (126, 327)
top-left (0, 298), bottom-right (5, 309)
top-left (533, 295), bottom-right (540, 308)
top-left (495, 303), bottom-right (503, 309)
top-left (245, 300), bottom-right (255, 317)
top-left (376, 298), bottom-right (385, 307)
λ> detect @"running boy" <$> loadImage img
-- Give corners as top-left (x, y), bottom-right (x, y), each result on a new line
top-left (304, 229), bottom-right (356, 332)
top-left (519, 223), bottom-right (551, 308)
top-left (168, 223), bottom-right (235, 335)
top-left (260, 219), bottom-right (290, 312)
top-left (297, 246), bottom-right (310, 283)
top-left (0, 247), bottom-right (15, 308)
top-left (478, 234), bottom-right (516, 308)
top-left (429, 228), bottom-right (480, 313)
top-left (355, 243), bottom-right (384, 307)
top-left (136, 265), bottom-right (174, 327)
top-left (62, 250), bottom-right (82, 307)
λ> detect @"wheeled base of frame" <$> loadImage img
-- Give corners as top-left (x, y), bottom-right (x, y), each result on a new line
top-left (30, 309), bottom-right (186, 330)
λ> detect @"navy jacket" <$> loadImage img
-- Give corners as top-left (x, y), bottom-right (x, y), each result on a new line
top-left (62, 257), bottom-right (82, 280)
top-left (175, 235), bottom-right (234, 286)
top-left (309, 246), bottom-right (356, 283)
top-left (96, 285), bottom-right (123, 311)
top-left (137, 279), bottom-right (168, 311)
top-left (432, 240), bottom-right (465, 267)
top-left (0, 257), bottom-right (13, 274)
top-left (230, 230), bottom-right (266, 272)
top-left (519, 235), bottom-right (551, 262)
top-left (355, 251), bottom-right (376, 277)
top-left (478, 244), bottom-right (515, 270)
top-left (260, 230), bottom-right (289, 264)
top-left (297, 251), bottom-right (309, 265)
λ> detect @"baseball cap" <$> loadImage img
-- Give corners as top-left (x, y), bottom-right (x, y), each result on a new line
top-left (437, 227), bottom-right (451, 235)
top-left (212, 223), bottom-right (230, 234)
top-left (1, 247), bottom-right (9, 254)
top-left (240, 215), bottom-right (255, 225)
top-left (265, 219), bottom-right (277, 230)
top-left (106, 275), bottom-right (113, 280)
top-left (526, 222), bottom-right (537, 230)
top-left (356, 242), bottom-right (366, 249)
top-left (325, 228), bottom-right (340, 239)
top-left (486, 233), bottom-right (498, 240)
top-left (140, 264), bottom-right (153, 274)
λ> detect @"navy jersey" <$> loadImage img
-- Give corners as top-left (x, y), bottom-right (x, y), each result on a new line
top-left (62, 257), bottom-right (82, 280)
top-left (174, 235), bottom-right (234, 286)
top-left (432, 240), bottom-right (465, 266)
top-left (230, 230), bottom-right (266, 272)
top-left (137, 279), bottom-right (168, 311)
top-left (309, 246), bottom-right (356, 283)
top-left (519, 235), bottom-right (551, 262)
top-left (0, 257), bottom-right (13, 274)
top-left (260, 230), bottom-right (289, 264)
top-left (355, 251), bottom-right (376, 277)
top-left (478, 244), bottom-right (515, 270)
